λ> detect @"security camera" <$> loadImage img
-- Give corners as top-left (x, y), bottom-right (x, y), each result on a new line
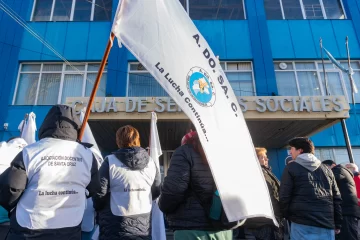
top-left (3, 123), bottom-right (8, 130)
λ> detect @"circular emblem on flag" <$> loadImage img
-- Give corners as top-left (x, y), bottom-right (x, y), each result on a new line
top-left (186, 67), bottom-right (216, 107)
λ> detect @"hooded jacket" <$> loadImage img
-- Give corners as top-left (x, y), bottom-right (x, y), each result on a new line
top-left (93, 147), bottom-right (161, 240)
top-left (331, 165), bottom-right (360, 217)
top-left (0, 105), bottom-right (101, 240)
top-left (279, 153), bottom-right (342, 229)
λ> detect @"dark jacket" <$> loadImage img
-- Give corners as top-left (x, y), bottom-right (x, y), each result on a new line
top-left (279, 153), bottom-right (342, 229)
top-left (93, 147), bottom-right (161, 240)
top-left (158, 144), bottom-right (216, 230)
top-left (332, 165), bottom-right (360, 217)
top-left (0, 105), bottom-right (100, 240)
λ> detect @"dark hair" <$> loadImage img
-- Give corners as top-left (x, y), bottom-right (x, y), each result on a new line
top-left (288, 137), bottom-right (315, 154)
top-left (322, 160), bottom-right (336, 166)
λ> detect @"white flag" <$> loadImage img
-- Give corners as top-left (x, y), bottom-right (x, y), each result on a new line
top-left (112, 0), bottom-right (275, 223)
top-left (149, 112), bottom-right (166, 240)
top-left (19, 112), bottom-right (37, 145)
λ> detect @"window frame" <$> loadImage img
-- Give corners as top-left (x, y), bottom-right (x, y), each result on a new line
top-left (13, 62), bottom-right (107, 105)
top-left (31, 0), bottom-right (105, 22)
top-left (183, 0), bottom-right (247, 20)
top-left (126, 61), bottom-right (256, 97)
top-left (274, 60), bottom-right (360, 103)
top-left (267, 0), bottom-right (346, 20)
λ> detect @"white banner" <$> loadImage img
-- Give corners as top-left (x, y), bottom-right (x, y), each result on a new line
top-left (112, 0), bottom-right (275, 223)
top-left (19, 112), bottom-right (37, 145)
top-left (149, 112), bottom-right (166, 240)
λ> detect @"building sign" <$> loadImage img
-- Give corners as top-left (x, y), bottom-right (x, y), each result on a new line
top-left (70, 96), bottom-right (345, 114)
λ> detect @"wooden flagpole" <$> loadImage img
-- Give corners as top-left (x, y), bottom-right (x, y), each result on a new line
top-left (78, 33), bottom-right (115, 140)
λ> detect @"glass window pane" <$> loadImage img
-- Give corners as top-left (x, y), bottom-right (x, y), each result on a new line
top-left (295, 62), bottom-right (316, 70)
top-left (86, 73), bottom-right (107, 97)
top-left (303, 0), bottom-right (324, 19)
top-left (282, 0), bottom-right (304, 19)
top-left (343, 71), bottom-right (360, 103)
top-left (52, 0), bottom-right (72, 21)
top-left (274, 62), bottom-right (294, 70)
top-left (297, 71), bottom-right (321, 96)
top-left (88, 64), bottom-right (106, 71)
top-left (21, 64), bottom-right (41, 72)
top-left (93, 0), bottom-right (113, 21)
top-left (226, 72), bottom-right (254, 96)
top-left (43, 64), bottom-right (63, 72)
top-left (323, 0), bottom-right (345, 19)
top-left (189, 0), bottom-right (245, 20)
top-left (220, 62), bottom-right (226, 69)
top-left (73, 0), bottom-right (92, 21)
top-left (275, 72), bottom-right (298, 96)
top-left (264, 0), bottom-right (283, 19)
top-left (130, 63), bottom-right (146, 71)
top-left (61, 74), bottom-right (83, 103)
top-left (65, 64), bottom-right (86, 71)
top-left (128, 73), bottom-right (168, 97)
top-left (37, 73), bottom-right (61, 105)
top-left (320, 72), bottom-right (345, 96)
top-left (227, 62), bottom-right (251, 71)
top-left (32, 0), bottom-right (52, 21)
top-left (15, 74), bottom-right (39, 105)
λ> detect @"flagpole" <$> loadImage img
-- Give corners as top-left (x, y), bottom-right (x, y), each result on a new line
top-left (346, 36), bottom-right (356, 104)
top-left (78, 33), bottom-right (115, 140)
top-left (320, 38), bottom-right (329, 96)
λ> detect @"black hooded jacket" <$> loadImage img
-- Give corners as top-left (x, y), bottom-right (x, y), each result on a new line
top-left (332, 165), bottom-right (360, 218)
top-left (93, 147), bottom-right (161, 240)
top-left (0, 105), bottom-right (100, 239)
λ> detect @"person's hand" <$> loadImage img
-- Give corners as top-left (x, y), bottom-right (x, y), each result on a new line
top-left (335, 229), bottom-right (341, 234)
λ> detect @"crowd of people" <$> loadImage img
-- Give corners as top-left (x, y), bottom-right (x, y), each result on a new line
top-left (0, 104), bottom-right (359, 240)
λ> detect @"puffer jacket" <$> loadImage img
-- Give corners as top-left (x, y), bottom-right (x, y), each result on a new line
top-left (158, 144), bottom-right (216, 230)
top-left (279, 153), bottom-right (342, 229)
top-left (332, 165), bottom-right (360, 217)
top-left (0, 105), bottom-right (101, 240)
top-left (93, 147), bottom-right (161, 240)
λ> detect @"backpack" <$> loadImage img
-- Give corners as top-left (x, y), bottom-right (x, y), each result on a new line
top-left (193, 186), bottom-right (246, 230)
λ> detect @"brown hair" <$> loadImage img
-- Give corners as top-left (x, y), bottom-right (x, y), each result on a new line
top-left (116, 125), bottom-right (140, 148)
top-left (255, 147), bottom-right (267, 158)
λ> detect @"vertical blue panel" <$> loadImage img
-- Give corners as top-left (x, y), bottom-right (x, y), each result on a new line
top-left (331, 20), bottom-right (360, 58)
top-left (19, 23), bottom-right (47, 60)
top-left (0, 0), bottom-right (13, 43)
top-left (63, 22), bottom-right (90, 60)
top-left (87, 22), bottom-right (111, 60)
top-left (194, 20), bottom-right (226, 58)
top-left (107, 37), bottom-right (119, 97)
top-left (41, 23), bottom-right (67, 61)
top-left (0, 45), bottom-right (14, 128)
top-left (310, 20), bottom-right (340, 59)
top-left (288, 21), bottom-right (318, 59)
top-left (254, 0), bottom-right (278, 95)
top-left (224, 21), bottom-right (252, 59)
top-left (13, 0), bottom-right (29, 47)
top-left (267, 21), bottom-right (295, 59)
top-left (246, 0), bottom-right (267, 96)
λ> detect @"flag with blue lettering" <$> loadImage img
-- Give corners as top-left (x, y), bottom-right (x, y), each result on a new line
top-left (112, 0), bottom-right (276, 223)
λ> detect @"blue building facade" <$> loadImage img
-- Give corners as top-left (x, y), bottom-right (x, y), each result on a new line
top-left (1, 0), bottom-right (360, 177)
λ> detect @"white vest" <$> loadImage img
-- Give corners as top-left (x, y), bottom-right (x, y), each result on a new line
top-left (16, 138), bottom-right (93, 230)
top-left (0, 139), bottom-right (27, 174)
top-left (108, 154), bottom-right (156, 216)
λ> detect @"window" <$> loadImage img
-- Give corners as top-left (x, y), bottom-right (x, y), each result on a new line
top-left (275, 61), bottom-right (360, 103)
top-left (315, 148), bottom-right (360, 167)
top-left (264, 0), bottom-right (345, 19)
top-left (127, 61), bottom-right (255, 97)
top-left (179, 0), bottom-right (246, 20)
top-left (32, 0), bottom-right (112, 21)
top-left (13, 63), bottom-right (107, 105)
